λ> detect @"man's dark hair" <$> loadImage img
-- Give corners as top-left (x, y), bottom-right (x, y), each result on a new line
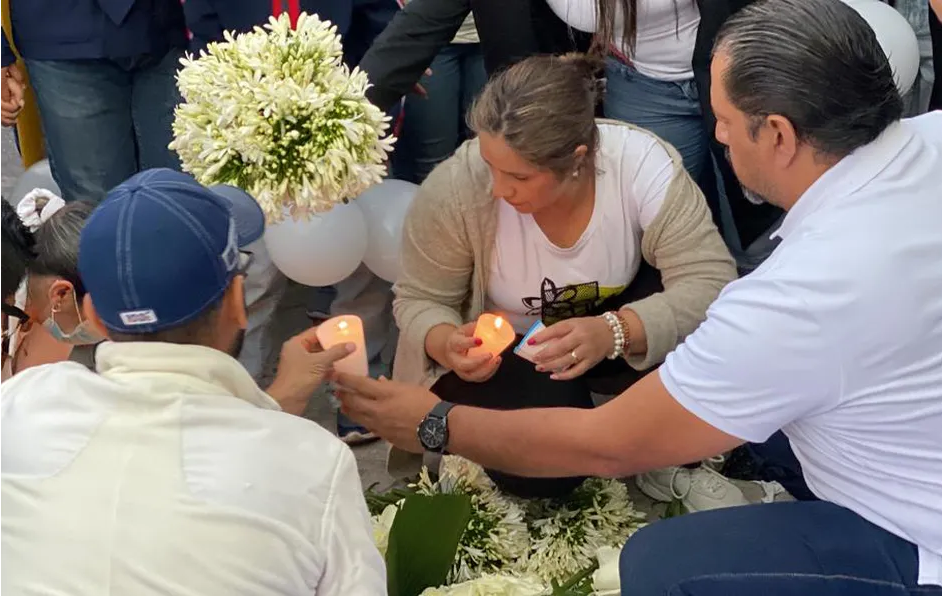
top-left (2, 201), bottom-right (36, 302)
top-left (714, 0), bottom-right (903, 158)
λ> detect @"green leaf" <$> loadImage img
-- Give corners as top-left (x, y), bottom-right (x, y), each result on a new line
top-left (550, 562), bottom-right (599, 595)
top-left (663, 498), bottom-right (687, 519)
top-left (386, 493), bottom-right (472, 596)
top-left (364, 484), bottom-right (417, 516)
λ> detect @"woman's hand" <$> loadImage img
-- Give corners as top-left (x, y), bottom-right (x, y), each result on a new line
top-left (530, 316), bottom-right (614, 381)
top-left (431, 321), bottom-right (502, 383)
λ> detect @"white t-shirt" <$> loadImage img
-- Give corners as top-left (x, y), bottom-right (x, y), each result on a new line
top-left (486, 124), bottom-right (672, 334)
top-left (545, 0), bottom-right (700, 81)
top-left (1, 342), bottom-right (386, 595)
top-left (660, 114), bottom-right (942, 587)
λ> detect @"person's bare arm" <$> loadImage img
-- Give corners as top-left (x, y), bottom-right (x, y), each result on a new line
top-left (446, 371), bottom-right (743, 478)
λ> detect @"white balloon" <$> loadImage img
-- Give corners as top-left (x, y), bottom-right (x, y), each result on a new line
top-left (842, 0), bottom-right (920, 95)
top-left (264, 202), bottom-right (368, 287)
top-left (357, 179), bottom-right (418, 283)
top-left (7, 160), bottom-right (61, 205)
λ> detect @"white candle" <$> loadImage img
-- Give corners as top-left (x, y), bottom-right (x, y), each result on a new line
top-left (315, 315), bottom-right (368, 376)
top-left (467, 313), bottom-right (515, 359)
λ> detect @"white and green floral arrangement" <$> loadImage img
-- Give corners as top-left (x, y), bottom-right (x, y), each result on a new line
top-left (169, 12), bottom-right (395, 222)
top-left (367, 456), bottom-right (647, 596)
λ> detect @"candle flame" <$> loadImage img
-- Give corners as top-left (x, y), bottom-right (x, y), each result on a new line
top-left (338, 320), bottom-right (349, 331)
top-left (495, 316), bottom-right (504, 329)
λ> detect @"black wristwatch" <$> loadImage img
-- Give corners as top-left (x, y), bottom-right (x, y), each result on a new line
top-left (417, 401), bottom-right (457, 453)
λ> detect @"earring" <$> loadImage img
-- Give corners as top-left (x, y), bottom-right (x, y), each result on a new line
top-left (572, 169), bottom-right (579, 178)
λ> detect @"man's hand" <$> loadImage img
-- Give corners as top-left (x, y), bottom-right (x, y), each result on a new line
top-left (411, 68), bottom-right (433, 99)
top-left (334, 373), bottom-right (440, 453)
top-left (1, 64), bottom-right (25, 127)
top-left (267, 327), bottom-right (355, 416)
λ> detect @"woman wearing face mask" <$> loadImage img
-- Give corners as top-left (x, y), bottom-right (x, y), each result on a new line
top-left (2, 200), bottom-right (36, 374)
top-left (389, 53), bottom-right (737, 498)
top-left (4, 194), bottom-right (100, 378)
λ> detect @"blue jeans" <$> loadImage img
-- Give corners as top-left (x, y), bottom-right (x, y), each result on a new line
top-left (391, 43), bottom-right (487, 184)
top-left (620, 502), bottom-right (938, 595)
top-left (25, 49), bottom-right (182, 203)
top-left (603, 58), bottom-right (708, 181)
top-left (620, 433), bottom-right (940, 595)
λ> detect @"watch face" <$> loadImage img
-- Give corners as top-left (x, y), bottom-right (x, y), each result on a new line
top-left (419, 417), bottom-right (447, 451)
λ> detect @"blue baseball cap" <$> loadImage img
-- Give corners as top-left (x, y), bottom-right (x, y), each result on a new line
top-left (78, 168), bottom-right (265, 334)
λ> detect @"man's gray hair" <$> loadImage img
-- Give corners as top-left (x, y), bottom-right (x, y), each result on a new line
top-left (714, 0), bottom-right (902, 158)
top-left (29, 200), bottom-right (95, 297)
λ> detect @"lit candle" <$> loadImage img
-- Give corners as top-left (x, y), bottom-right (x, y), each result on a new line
top-left (315, 315), bottom-right (368, 376)
top-left (467, 313), bottom-right (515, 359)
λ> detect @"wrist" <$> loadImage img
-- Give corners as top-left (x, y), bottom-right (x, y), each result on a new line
top-left (599, 311), bottom-right (627, 359)
top-left (266, 378), bottom-right (305, 416)
top-left (616, 306), bottom-right (647, 356)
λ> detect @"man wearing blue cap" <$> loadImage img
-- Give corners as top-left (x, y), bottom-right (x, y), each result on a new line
top-left (0, 169), bottom-right (386, 595)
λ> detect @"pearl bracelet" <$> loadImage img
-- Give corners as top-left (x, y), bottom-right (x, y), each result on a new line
top-left (600, 311), bottom-right (626, 360)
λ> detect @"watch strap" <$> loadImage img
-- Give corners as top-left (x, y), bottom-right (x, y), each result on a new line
top-left (428, 400), bottom-right (457, 421)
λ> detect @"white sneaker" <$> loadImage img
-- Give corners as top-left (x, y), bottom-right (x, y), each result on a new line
top-left (635, 465), bottom-right (749, 513)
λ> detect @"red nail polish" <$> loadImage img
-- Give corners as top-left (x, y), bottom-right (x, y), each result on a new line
top-left (474, 338), bottom-right (483, 346)
top-left (527, 338), bottom-right (536, 345)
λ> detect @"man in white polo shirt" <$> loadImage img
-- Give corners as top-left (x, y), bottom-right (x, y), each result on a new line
top-left (1, 169), bottom-right (386, 595)
top-left (331, 0), bottom-right (942, 592)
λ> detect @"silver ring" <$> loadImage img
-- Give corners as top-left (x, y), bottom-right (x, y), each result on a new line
top-left (571, 350), bottom-right (579, 363)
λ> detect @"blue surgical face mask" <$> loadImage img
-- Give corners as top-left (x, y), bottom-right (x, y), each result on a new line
top-left (43, 290), bottom-right (103, 346)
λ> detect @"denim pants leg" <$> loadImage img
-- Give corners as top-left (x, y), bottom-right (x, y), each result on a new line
top-left (238, 238), bottom-right (287, 382)
top-left (459, 45), bottom-right (487, 127)
top-left (746, 430), bottom-right (818, 501)
top-left (330, 264), bottom-right (396, 424)
top-left (25, 58), bottom-right (139, 203)
top-left (130, 49), bottom-right (183, 171)
top-left (619, 501), bottom-right (939, 596)
top-left (25, 49), bottom-right (181, 203)
top-left (603, 58), bottom-right (708, 180)
top-left (331, 264), bottom-right (395, 380)
top-left (391, 44), bottom-right (487, 184)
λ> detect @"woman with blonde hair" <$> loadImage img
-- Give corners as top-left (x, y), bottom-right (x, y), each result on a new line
top-left (390, 53), bottom-right (737, 497)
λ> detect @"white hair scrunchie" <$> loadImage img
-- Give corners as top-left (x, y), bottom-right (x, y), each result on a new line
top-left (16, 188), bottom-right (66, 233)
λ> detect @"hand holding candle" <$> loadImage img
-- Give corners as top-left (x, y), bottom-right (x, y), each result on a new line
top-left (467, 313), bottom-right (515, 359)
top-left (315, 315), bottom-right (369, 376)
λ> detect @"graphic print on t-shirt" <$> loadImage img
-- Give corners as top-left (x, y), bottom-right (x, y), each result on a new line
top-left (524, 277), bottom-right (627, 325)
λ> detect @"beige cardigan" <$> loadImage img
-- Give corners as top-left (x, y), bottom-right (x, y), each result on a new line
top-left (392, 119), bottom-right (737, 388)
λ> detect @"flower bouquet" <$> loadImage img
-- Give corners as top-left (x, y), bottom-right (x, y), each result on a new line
top-left (169, 12), bottom-right (395, 222)
top-left (367, 457), bottom-right (647, 596)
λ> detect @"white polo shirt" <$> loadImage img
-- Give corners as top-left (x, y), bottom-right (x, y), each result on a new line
top-left (1, 342), bottom-right (386, 595)
top-left (660, 113), bottom-right (942, 586)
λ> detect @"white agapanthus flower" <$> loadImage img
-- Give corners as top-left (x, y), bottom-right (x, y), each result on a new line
top-left (419, 573), bottom-right (548, 596)
top-left (416, 457), bottom-right (530, 583)
top-left (371, 503), bottom-right (399, 558)
top-left (170, 12), bottom-right (395, 222)
top-left (516, 478), bottom-right (646, 584)
top-left (591, 546), bottom-right (621, 596)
